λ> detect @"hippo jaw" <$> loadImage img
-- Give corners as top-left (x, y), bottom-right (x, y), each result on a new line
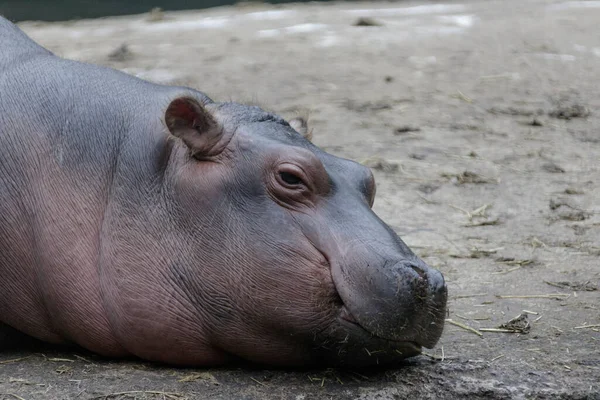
top-left (293, 187), bottom-right (447, 365)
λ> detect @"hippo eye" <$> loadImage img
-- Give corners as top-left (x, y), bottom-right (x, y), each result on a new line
top-left (279, 171), bottom-right (303, 186)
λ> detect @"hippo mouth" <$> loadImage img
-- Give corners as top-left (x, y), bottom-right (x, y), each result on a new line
top-left (337, 304), bottom-right (422, 352)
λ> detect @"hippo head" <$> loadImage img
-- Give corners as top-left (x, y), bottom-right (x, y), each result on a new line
top-left (108, 92), bottom-right (447, 367)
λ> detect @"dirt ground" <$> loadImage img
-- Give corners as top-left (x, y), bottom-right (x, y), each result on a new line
top-left (2, 0), bottom-right (599, 398)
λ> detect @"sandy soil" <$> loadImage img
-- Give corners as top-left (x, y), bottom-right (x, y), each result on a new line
top-left (2, 0), bottom-right (599, 398)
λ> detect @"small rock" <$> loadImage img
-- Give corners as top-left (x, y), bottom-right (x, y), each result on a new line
top-left (564, 187), bottom-right (584, 195)
top-left (449, 123), bottom-right (481, 131)
top-left (384, 76), bottom-right (394, 83)
top-left (549, 198), bottom-right (569, 210)
top-left (409, 153), bottom-right (427, 160)
top-left (353, 17), bottom-right (383, 27)
top-left (542, 162), bottom-right (565, 173)
top-left (441, 171), bottom-right (495, 184)
top-left (529, 118), bottom-right (544, 126)
top-left (417, 183), bottom-right (439, 194)
top-left (393, 125), bottom-right (421, 135)
top-left (559, 210), bottom-right (589, 221)
top-left (147, 7), bottom-right (165, 22)
top-left (108, 44), bottom-right (134, 62)
top-left (363, 157), bottom-right (399, 173)
top-left (549, 198), bottom-right (590, 220)
top-left (548, 103), bottom-right (590, 120)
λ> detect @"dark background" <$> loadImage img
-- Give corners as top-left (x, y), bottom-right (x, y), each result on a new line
top-left (0, 0), bottom-right (334, 22)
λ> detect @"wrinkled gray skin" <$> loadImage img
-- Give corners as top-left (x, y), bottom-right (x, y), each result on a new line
top-left (0, 17), bottom-right (447, 367)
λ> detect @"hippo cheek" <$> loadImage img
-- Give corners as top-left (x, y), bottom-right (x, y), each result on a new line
top-left (331, 256), bottom-right (447, 350)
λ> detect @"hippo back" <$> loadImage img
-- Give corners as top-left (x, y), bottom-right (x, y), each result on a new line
top-left (0, 16), bottom-right (189, 353)
top-left (0, 16), bottom-right (52, 68)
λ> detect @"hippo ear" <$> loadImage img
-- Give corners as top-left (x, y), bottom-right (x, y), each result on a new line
top-left (165, 97), bottom-right (223, 157)
top-left (289, 117), bottom-right (313, 141)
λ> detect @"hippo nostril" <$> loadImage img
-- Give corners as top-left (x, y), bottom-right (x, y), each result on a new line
top-left (409, 264), bottom-right (427, 280)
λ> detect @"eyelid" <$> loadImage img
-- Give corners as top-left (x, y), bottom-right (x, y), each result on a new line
top-left (278, 163), bottom-right (309, 181)
top-left (279, 171), bottom-right (303, 186)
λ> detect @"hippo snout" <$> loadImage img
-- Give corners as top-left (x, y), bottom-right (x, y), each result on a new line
top-left (333, 256), bottom-right (447, 349)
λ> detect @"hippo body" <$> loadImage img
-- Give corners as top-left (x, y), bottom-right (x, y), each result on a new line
top-left (0, 16), bottom-right (447, 367)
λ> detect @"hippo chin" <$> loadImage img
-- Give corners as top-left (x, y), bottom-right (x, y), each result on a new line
top-left (0, 16), bottom-right (447, 367)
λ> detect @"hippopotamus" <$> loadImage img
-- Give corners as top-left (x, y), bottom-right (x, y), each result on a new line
top-left (0, 16), bottom-right (447, 367)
